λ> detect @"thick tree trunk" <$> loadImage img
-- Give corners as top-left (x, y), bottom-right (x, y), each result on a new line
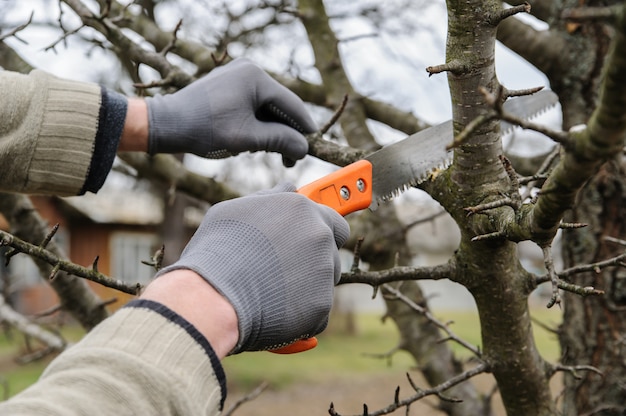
top-left (350, 205), bottom-right (490, 416)
top-left (441, 1), bottom-right (556, 414)
top-left (298, 2), bottom-right (490, 412)
top-left (560, 160), bottom-right (626, 415)
top-left (499, 2), bottom-right (626, 413)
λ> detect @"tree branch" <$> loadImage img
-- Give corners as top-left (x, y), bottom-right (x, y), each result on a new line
top-left (0, 11), bottom-right (34, 43)
top-left (382, 283), bottom-right (482, 357)
top-left (0, 230), bottom-right (141, 295)
top-left (561, 4), bottom-right (623, 24)
top-left (328, 363), bottom-right (490, 416)
top-left (549, 363), bottom-right (603, 380)
top-left (528, 4), bottom-right (626, 244)
top-left (339, 262), bottom-right (454, 286)
top-left (117, 153), bottom-right (240, 205)
top-left (0, 194), bottom-right (109, 330)
top-left (222, 382), bottom-right (268, 416)
top-left (496, 13), bottom-right (566, 78)
top-left (61, 0), bottom-right (194, 88)
top-left (0, 294), bottom-right (66, 352)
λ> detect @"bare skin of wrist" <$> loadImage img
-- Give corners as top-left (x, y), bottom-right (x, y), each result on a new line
top-left (119, 98), bottom-right (149, 152)
top-left (139, 269), bottom-right (239, 359)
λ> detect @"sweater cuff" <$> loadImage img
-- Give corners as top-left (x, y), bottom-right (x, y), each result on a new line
top-left (123, 299), bottom-right (227, 410)
top-left (26, 71), bottom-right (102, 195)
top-left (72, 299), bottom-right (227, 412)
top-left (79, 87), bottom-right (127, 194)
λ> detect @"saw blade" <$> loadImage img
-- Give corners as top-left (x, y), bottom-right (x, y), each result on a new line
top-left (366, 119), bottom-right (452, 208)
top-left (366, 89), bottom-right (560, 208)
top-left (500, 89), bottom-right (559, 135)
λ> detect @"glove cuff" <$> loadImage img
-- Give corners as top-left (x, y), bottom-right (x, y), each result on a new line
top-left (145, 95), bottom-right (192, 155)
top-left (154, 220), bottom-right (280, 354)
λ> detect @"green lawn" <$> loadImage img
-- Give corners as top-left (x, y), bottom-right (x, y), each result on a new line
top-left (435, 306), bottom-right (562, 361)
top-left (222, 312), bottom-right (416, 390)
top-left (0, 325), bottom-right (85, 399)
top-left (0, 307), bottom-right (561, 398)
top-left (222, 307), bottom-right (562, 390)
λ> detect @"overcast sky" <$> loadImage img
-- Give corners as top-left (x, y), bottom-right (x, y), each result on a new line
top-left (3, 0), bottom-right (560, 186)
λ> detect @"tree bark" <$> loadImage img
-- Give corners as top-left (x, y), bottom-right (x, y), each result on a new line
top-left (0, 294), bottom-right (67, 351)
top-left (560, 161), bottom-right (626, 415)
top-left (500, 3), bottom-right (626, 412)
top-left (0, 194), bottom-right (109, 329)
top-left (295, 2), bottom-right (491, 413)
top-left (349, 204), bottom-right (491, 416)
top-left (438, 1), bottom-right (556, 413)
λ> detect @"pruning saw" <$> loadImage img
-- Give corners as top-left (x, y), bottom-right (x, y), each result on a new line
top-left (270, 89), bottom-right (559, 354)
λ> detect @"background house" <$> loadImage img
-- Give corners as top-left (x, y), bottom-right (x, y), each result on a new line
top-left (1, 181), bottom-right (203, 317)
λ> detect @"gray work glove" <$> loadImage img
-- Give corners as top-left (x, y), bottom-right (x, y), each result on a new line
top-left (156, 183), bottom-right (350, 354)
top-left (145, 58), bottom-right (316, 167)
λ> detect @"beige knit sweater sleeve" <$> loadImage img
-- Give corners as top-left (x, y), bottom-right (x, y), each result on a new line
top-left (0, 70), bottom-right (101, 195)
top-left (0, 301), bottom-right (226, 415)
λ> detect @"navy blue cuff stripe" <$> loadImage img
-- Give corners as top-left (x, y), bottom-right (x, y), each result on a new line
top-left (123, 299), bottom-right (227, 410)
top-left (79, 87), bottom-right (127, 194)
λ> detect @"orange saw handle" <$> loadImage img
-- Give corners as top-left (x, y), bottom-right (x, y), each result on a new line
top-left (296, 159), bottom-right (373, 216)
top-left (269, 160), bottom-right (373, 354)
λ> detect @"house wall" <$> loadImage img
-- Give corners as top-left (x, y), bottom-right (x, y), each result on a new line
top-left (68, 223), bottom-right (138, 310)
top-left (9, 197), bottom-right (159, 315)
top-left (0, 213), bottom-right (9, 231)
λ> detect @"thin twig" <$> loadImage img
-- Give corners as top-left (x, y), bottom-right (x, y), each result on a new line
top-left (542, 245), bottom-right (562, 308)
top-left (0, 230), bottom-right (142, 295)
top-left (550, 364), bottom-right (603, 379)
top-left (426, 59), bottom-right (467, 76)
top-left (0, 11), bottom-right (34, 43)
top-left (329, 363), bottom-right (489, 416)
top-left (382, 284), bottom-right (482, 357)
top-left (505, 86), bottom-right (545, 98)
top-left (339, 263), bottom-right (453, 286)
top-left (0, 294), bottom-right (66, 352)
top-left (604, 236), bottom-right (626, 247)
top-left (557, 252), bottom-right (626, 279)
top-left (465, 197), bottom-right (520, 216)
top-left (222, 382), bottom-right (269, 416)
top-left (320, 94), bottom-right (349, 134)
top-left (486, 2), bottom-right (531, 26)
top-left (446, 113), bottom-right (497, 150)
top-left (521, 146), bottom-right (560, 201)
top-left (159, 19), bottom-right (183, 56)
top-left (480, 87), bottom-right (570, 144)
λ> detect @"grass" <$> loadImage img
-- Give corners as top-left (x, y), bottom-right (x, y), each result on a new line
top-left (222, 313), bottom-right (416, 390)
top-left (0, 307), bottom-right (562, 397)
top-left (434, 306), bottom-right (562, 361)
top-left (222, 306), bottom-right (562, 391)
top-left (0, 325), bottom-right (85, 399)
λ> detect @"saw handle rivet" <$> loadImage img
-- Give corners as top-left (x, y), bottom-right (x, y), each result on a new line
top-left (340, 186), bottom-right (350, 200)
top-left (356, 179), bottom-right (366, 192)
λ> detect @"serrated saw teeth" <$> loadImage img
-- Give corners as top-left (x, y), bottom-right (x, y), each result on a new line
top-left (372, 158), bottom-right (453, 207)
top-left (500, 90), bottom-right (560, 136)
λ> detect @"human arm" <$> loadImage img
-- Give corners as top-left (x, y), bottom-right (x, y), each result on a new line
top-left (0, 70), bottom-right (125, 196)
top-left (0, 185), bottom-right (349, 415)
top-left (0, 59), bottom-right (313, 195)
top-left (139, 268), bottom-right (239, 359)
top-left (118, 98), bottom-right (149, 153)
top-left (114, 58), bottom-right (316, 159)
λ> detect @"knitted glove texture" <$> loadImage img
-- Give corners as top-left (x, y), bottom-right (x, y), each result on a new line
top-left (157, 183), bottom-right (350, 353)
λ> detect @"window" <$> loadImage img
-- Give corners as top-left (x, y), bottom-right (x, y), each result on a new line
top-left (110, 232), bottom-right (158, 285)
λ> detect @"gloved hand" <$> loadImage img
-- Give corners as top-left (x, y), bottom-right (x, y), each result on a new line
top-left (145, 58), bottom-right (316, 167)
top-left (156, 183), bottom-right (350, 354)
